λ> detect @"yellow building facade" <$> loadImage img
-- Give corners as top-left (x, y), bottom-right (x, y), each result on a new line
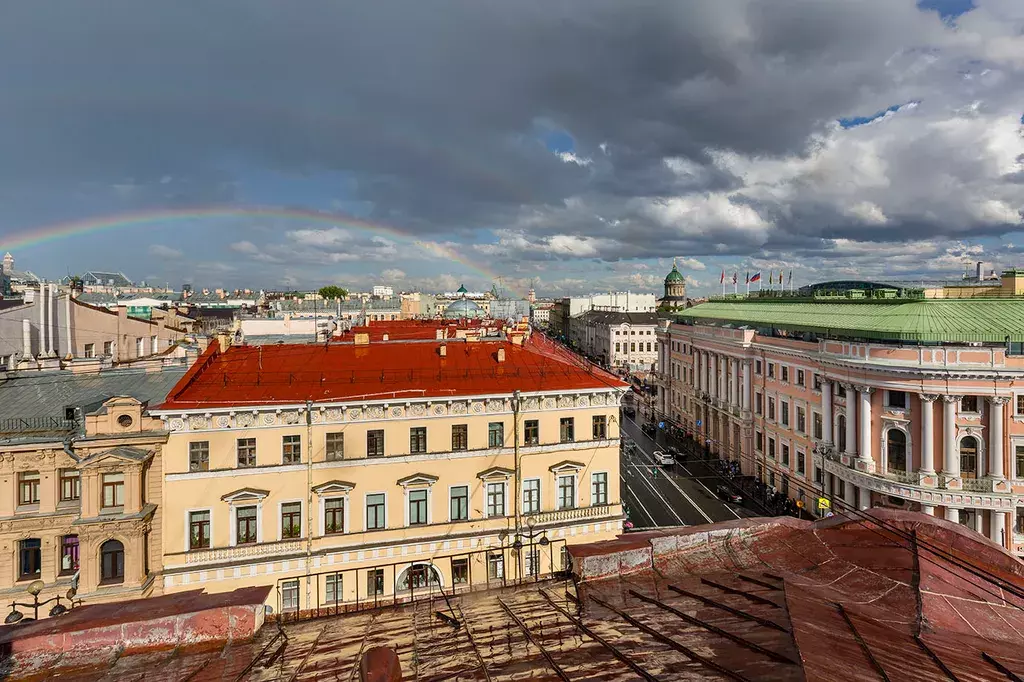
top-left (154, 335), bottom-right (625, 614)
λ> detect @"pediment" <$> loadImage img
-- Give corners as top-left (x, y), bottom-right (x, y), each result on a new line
top-left (312, 480), bottom-right (357, 495)
top-left (477, 466), bottom-right (514, 480)
top-left (549, 460), bottom-right (586, 473)
top-left (396, 473), bottom-right (439, 487)
top-left (79, 446), bottom-right (153, 467)
top-left (221, 487), bottom-right (271, 503)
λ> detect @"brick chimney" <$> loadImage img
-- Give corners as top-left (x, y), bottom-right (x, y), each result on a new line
top-left (497, 348), bottom-right (506, 363)
top-left (439, 344), bottom-right (447, 357)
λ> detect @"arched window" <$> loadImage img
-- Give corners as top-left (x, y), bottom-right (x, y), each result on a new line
top-left (837, 415), bottom-right (847, 452)
top-left (960, 437), bottom-right (978, 477)
top-left (396, 563), bottom-right (441, 592)
top-left (886, 429), bottom-right (907, 472)
top-left (100, 539), bottom-right (124, 584)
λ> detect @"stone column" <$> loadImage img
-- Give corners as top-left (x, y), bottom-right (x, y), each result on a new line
top-left (972, 509), bottom-right (983, 534)
top-left (942, 396), bottom-right (960, 478)
top-left (944, 507), bottom-right (959, 524)
top-left (844, 385), bottom-right (857, 457)
top-left (988, 397), bottom-right (1007, 479)
top-left (858, 486), bottom-right (871, 511)
top-left (843, 479), bottom-right (855, 508)
top-left (718, 356), bottom-right (726, 402)
top-left (694, 351), bottom-right (702, 393)
top-left (920, 394), bottom-right (936, 474)
top-left (991, 511), bottom-right (1006, 546)
top-left (858, 386), bottom-right (874, 465)
top-left (709, 354), bottom-right (717, 400)
top-left (730, 359), bottom-right (739, 407)
top-left (822, 380), bottom-right (833, 444)
top-left (921, 504), bottom-right (935, 516)
top-left (742, 361), bottom-right (751, 412)
top-left (38, 284), bottom-right (46, 357)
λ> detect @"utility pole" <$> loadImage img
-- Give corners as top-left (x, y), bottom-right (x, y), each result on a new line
top-left (512, 390), bottom-right (521, 582)
top-left (305, 399), bottom-right (313, 613)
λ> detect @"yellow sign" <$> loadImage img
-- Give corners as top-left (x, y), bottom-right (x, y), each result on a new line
top-left (817, 497), bottom-right (830, 510)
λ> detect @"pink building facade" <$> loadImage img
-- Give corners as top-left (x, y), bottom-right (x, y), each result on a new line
top-left (658, 312), bottom-right (1024, 557)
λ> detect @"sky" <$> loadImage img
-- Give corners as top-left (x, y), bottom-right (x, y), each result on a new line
top-left (1, 0), bottom-right (1023, 297)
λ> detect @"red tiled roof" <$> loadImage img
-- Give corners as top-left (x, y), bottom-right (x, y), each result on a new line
top-left (159, 336), bottom-right (625, 408)
top-left (335, 319), bottom-right (506, 341)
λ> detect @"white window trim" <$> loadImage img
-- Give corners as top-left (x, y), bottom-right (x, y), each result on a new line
top-left (590, 471), bottom-right (609, 506)
top-left (403, 486), bottom-right (433, 527)
top-left (277, 498), bottom-right (304, 541)
top-left (364, 491), bottom-right (388, 531)
top-left (184, 507), bottom-right (213, 552)
top-left (556, 473), bottom-right (579, 510)
top-left (229, 502), bottom-right (264, 546)
top-left (884, 389), bottom-right (911, 414)
top-left (318, 494), bottom-right (350, 536)
top-left (447, 483), bottom-right (471, 522)
top-left (485, 481), bottom-right (508, 518)
top-left (522, 477), bottom-right (542, 515)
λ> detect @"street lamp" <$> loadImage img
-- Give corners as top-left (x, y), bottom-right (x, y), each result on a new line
top-left (4, 582), bottom-right (79, 623)
top-left (510, 516), bottom-right (550, 582)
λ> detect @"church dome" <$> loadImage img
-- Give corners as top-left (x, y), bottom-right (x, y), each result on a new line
top-left (445, 297), bottom-right (484, 319)
top-left (665, 261), bottom-right (685, 284)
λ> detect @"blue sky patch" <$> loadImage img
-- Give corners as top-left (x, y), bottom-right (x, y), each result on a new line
top-left (917, 0), bottom-right (975, 20)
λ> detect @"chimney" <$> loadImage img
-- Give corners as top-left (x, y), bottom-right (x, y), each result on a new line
top-left (22, 318), bottom-right (31, 357)
top-left (497, 348), bottom-right (506, 363)
top-left (438, 343), bottom-right (447, 357)
top-left (354, 333), bottom-right (370, 346)
top-left (435, 328), bottom-right (444, 340)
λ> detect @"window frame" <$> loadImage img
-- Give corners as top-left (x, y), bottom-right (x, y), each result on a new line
top-left (591, 471), bottom-right (608, 506)
top-left (279, 500), bottom-right (303, 539)
top-left (559, 417), bottom-right (575, 444)
top-left (322, 497), bottom-right (345, 535)
top-left (523, 419), bottom-right (539, 446)
top-left (187, 508), bottom-right (212, 551)
top-left (100, 539), bottom-right (125, 584)
top-left (101, 472), bottom-right (125, 510)
top-left (18, 538), bottom-right (42, 580)
top-left (557, 474), bottom-right (577, 510)
top-left (486, 481), bottom-right (507, 517)
top-left (522, 478), bottom-right (541, 515)
top-left (236, 438), bottom-right (257, 468)
top-left (188, 440), bottom-right (210, 472)
top-left (451, 424), bottom-right (468, 451)
top-left (17, 470), bottom-right (40, 506)
top-left (59, 534), bottom-right (80, 575)
top-left (367, 430), bottom-right (385, 458)
top-left (365, 492), bottom-right (387, 530)
top-left (592, 415), bottom-right (607, 440)
top-left (235, 505), bottom-right (259, 545)
top-left (325, 432), bottom-right (345, 461)
top-left (488, 421), bottom-right (504, 448)
top-left (449, 485), bottom-right (469, 521)
top-left (282, 434), bottom-right (302, 464)
top-left (407, 488), bottom-right (429, 526)
top-left (409, 427), bottom-right (427, 455)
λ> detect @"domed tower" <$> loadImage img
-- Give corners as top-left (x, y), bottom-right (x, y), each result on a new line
top-left (661, 259), bottom-right (687, 310)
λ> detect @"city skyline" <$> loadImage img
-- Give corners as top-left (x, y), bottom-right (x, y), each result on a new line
top-left (2, 0), bottom-right (1022, 296)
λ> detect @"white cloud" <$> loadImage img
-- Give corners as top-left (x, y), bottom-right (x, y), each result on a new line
top-left (557, 151), bottom-right (593, 167)
top-left (148, 244), bottom-right (182, 259)
top-left (381, 268), bottom-right (407, 280)
top-left (230, 240), bottom-right (260, 255)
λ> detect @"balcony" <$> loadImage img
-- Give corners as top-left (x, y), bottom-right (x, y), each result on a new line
top-left (532, 504), bottom-right (617, 525)
top-left (183, 539), bottom-right (306, 565)
top-left (823, 458), bottom-right (1016, 512)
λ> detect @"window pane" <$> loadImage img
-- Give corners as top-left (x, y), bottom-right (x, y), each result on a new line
top-left (189, 441), bottom-right (210, 471)
top-left (524, 420), bottom-right (539, 445)
top-left (488, 422), bottom-right (504, 448)
top-left (237, 438), bottom-right (257, 467)
top-left (450, 486), bottom-right (469, 521)
top-left (591, 473), bottom-right (608, 505)
top-left (486, 482), bottom-right (505, 517)
top-left (283, 435), bottom-right (302, 463)
top-left (366, 494), bottom-right (386, 529)
top-left (523, 479), bottom-right (540, 514)
top-left (326, 432), bottom-right (345, 460)
top-left (281, 502), bottom-right (302, 538)
top-left (367, 430), bottom-right (385, 458)
top-left (408, 489), bottom-right (428, 525)
top-left (452, 424), bottom-right (468, 451)
top-left (410, 427), bottom-right (427, 454)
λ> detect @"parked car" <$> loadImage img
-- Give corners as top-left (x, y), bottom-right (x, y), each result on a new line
top-left (624, 406), bottom-right (636, 419)
top-left (642, 423), bottom-right (657, 438)
top-left (654, 450), bottom-right (675, 465)
top-left (715, 485), bottom-right (743, 504)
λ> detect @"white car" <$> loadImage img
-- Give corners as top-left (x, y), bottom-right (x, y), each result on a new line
top-left (654, 450), bottom-right (675, 466)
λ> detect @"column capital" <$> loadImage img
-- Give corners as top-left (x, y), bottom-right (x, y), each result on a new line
top-left (857, 385), bottom-right (875, 395)
top-left (840, 381), bottom-right (855, 390)
top-left (941, 394), bottom-right (961, 403)
top-left (988, 396), bottom-right (1010, 406)
top-left (919, 394), bottom-right (939, 403)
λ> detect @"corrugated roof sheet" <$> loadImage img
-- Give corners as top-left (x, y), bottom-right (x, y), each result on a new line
top-left (160, 336), bottom-right (624, 408)
top-left (680, 299), bottom-right (1024, 342)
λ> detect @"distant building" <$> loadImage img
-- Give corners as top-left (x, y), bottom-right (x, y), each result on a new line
top-left (488, 298), bottom-right (530, 321)
top-left (550, 291), bottom-right (657, 348)
top-left (578, 310), bottom-right (659, 372)
top-left (658, 259), bottom-right (687, 311)
top-left (530, 303), bottom-right (552, 326)
top-left (372, 285), bottom-right (394, 299)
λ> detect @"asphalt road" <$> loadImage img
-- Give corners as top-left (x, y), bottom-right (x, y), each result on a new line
top-left (619, 412), bottom-right (756, 529)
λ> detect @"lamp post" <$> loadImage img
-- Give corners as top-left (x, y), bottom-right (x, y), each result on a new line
top-left (4, 581), bottom-right (80, 624)
top-left (510, 516), bottom-right (550, 583)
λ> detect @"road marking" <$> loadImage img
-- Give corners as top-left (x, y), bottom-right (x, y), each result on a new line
top-left (622, 481), bottom-right (656, 527)
top-left (623, 450), bottom-right (688, 526)
top-left (677, 462), bottom-right (743, 520)
top-left (624, 419), bottom-right (715, 524)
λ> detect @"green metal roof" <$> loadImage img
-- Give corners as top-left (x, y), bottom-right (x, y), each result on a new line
top-left (678, 299), bottom-right (1024, 343)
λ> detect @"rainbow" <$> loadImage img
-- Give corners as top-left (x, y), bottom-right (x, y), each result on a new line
top-left (2, 206), bottom-right (525, 296)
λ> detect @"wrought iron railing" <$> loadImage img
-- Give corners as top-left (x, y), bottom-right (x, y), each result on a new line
top-left (0, 417), bottom-right (77, 435)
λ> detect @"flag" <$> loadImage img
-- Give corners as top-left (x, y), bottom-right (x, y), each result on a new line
top-left (720, 270), bottom-right (725, 284)
top-left (750, 272), bottom-right (761, 282)
top-left (732, 273), bottom-right (737, 284)
top-left (769, 271), bottom-right (774, 285)
top-left (745, 271), bottom-right (750, 284)
top-left (789, 269), bottom-right (793, 283)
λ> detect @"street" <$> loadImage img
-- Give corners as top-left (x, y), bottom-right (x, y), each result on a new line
top-left (619, 411), bottom-right (757, 528)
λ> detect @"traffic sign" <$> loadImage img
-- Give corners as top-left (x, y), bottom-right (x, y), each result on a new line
top-left (658, 421), bottom-right (665, 429)
top-left (696, 419), bottom-right (702, 427)
top-left (817, 497), bottom-right (830, 510)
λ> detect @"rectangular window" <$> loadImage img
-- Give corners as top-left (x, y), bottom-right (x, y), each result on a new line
top-left (889, 391), bottom-right (908, 410)
top-left (189, 510), bottom-right (211, 550)
top-left (451, 424), bottom-right (468, 451)
top-left (523, 479), bottom-right (540, 514)
top-left (630, 342), bottom-right (636, 352)
top-left (487, 553), bottom-right (504, 580)
top-left (796, 407), bottom-right (806, 433)
top-left (591, 472), bottom-right (608, 505)
top-left (17, 471), bottom-right (40, 506)
top-left (768, 438), bottom-right (776, 460)
top-left (768, 363), bottom-right (775, 379)
top-left (755, 431), bottom-right (763, 452)
top-left (782, 444), bottom-right (791, 467)
top-left (366, 494), bottom-right (386, 530)
top-left (150, 335), bottom-right (158, 352)
top-left (488, 422), bottom-right (504, 448)
top-left (84, 343), bottom-right (95, 358)
top-left (136, 337), bottom-right (144, 356)
top-left (615, 342), bottom-right (620, 352)
top-left (524, 548), bottom-right (541, 577)
top-left (1017, 394), bottom-right (1024, 416)
top-left (237, 438), bottom-right (257, 467)
top-left (560, 546), bottom-right (570, 571)
top-left (797, 370), bottom-right (805, 386)
top-left (189, 441), bottom-right (210, 472)
top-left (281, 502), bottom-right (302, 538)
top-left (592, 415), bottom-right (607, 439)
top-left (19, 539), bottom-right (41, 579)
top-left (781, 401), bottom-right (790, 427)
top-left (523, 419), bottom-right (539, 445)
top-left (408, 489), bottom-right (428, 525)
top-left (960, 395), bottom-right (978, 412)
top-left (367, 568), bottom-right (385, 596)
top-left (103, 341), bottom-right (113, 356)
top-left (236, 505), bottom-right (258, 544)
top-left (813, 374), bottom-right (822, 391)
top-left (755, 393), bottom-right (763, 415)
top-left (367, 430), bottom-right (385, 458)
top-left (797, 451), bottom-right (806, 475)
top-left (452, 558), bottom-right (469, 584)
top-left (324, 498), bottom-right (344, 534)
top-left (486, 482), bottom-right (506, 517)
top-left (1017, 445), bottom-right (1024, 479)
top-left (813, 413), bottom-right (823, 440)
top-left (781, 366), bottom-right (789, 382)
top-left (101, 473), bottom-right (125, 508)
top-left (325, 432), bottom-right (344, 461)
top-left (450, 486), bottom-right (469, 521)
top-left (560, 417), bottom-right (575, 443)
top-left (768, 397), bottom-right (776, 420)
top-left (409, 427), bottom-right (427, 455)
top-left (282, 435), bottom-right (302, 464)
top-left (755, 360), bottom-right (762, 375)
top-left (282, 579), bottom-right (299, 611)
top-left (558, 475), bottom-right (576, 510)
top-left (325, 573), bottom-right (342, 605)
top-left (60, 535), bottom-right (79, 574)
